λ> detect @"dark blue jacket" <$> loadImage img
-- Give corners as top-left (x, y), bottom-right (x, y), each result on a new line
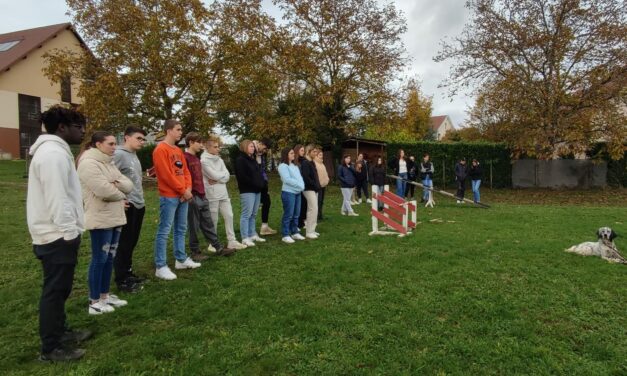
top-left (337, 164), bottom-right (356, 188)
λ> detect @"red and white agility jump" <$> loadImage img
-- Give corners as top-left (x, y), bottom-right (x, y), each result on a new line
top-left (369, 185), bottom-right (417, 237)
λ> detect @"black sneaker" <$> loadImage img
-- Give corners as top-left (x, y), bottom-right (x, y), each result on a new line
top-left (128, 273), bottom-right (145, 284)
top-left (215, 247), bottom-right (236, 257)
top-left (40, 347), bottom-right (85, 362)
top-left (117, 281), bottom-right (142, 293)
top-left (60, 329), bottom-right (93, 344)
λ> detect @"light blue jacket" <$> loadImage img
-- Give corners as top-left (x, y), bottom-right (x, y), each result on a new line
top-left (278, 162), bottom-right (305, 194)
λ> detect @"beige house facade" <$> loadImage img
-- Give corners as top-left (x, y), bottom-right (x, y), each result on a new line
top-left (0, 23), bottom-right (85, 159)
top-left (430, 115), bottom-right (455, 141)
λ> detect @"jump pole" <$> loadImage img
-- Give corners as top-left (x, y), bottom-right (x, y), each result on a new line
top-left (387, 175), bottom-right (490, 209)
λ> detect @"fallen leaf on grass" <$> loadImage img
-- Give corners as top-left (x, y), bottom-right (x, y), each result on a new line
top-left (430, 218), bottom-right (443, 223)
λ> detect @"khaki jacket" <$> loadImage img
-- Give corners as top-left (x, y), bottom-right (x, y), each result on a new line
top-left (77, 148), bottom-right (134, 230)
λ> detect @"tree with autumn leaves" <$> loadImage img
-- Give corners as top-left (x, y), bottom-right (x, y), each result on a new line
top-left (436, 0), bottom-right (626, 159)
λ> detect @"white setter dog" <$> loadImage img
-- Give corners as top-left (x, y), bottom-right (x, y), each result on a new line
top-left (565, 227), bottom-right (625, 264)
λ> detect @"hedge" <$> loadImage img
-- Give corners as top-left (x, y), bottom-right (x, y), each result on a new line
top-left (386, 141), bottom-right (512, 188)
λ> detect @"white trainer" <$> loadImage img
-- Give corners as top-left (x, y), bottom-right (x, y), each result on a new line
top-left (104, 294), bottom-right (127, 307)
top-left (155, 266), bottom-right (177, 280)
top-left (259, 225), bottom-right (277, 235)
top-left (348, 212), bottom-right (359, 216)
top-left (291, 233), bottom-right (305, 241)
top-left (89, 301), bottom-right (114, 315)
top-left (251, 235), bottom-right (266, 242)
top-left (242, 238), bottom-right (256, 247)
top-left (366, 199), bottom-right (372, 204)
top-left (314, 232), bottom-right (320, 236)
top-left (227, 240), bottom-right (247, 250)
top-left (207, 244), bottom-right (217, 253)
top-left (305, 233), bottom-right (318, 239)
top-left (175, 257), bottom-right (201, 269)
top-left (282, 236), bottom-right (295, 244)
top-left (341, 211), bottom-right (346, 216)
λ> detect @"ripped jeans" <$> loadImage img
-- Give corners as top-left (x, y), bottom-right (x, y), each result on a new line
top-left (88, 227), bottom-right (121, 301)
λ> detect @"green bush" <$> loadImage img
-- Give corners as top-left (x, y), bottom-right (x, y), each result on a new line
top-left (136, 143), bottom-right (157, 170)
top-left (386, 141), bottom-right (512, 188)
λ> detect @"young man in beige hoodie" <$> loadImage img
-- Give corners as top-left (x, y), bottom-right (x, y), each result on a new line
top-left (27, 106), bottom-right (89, 361)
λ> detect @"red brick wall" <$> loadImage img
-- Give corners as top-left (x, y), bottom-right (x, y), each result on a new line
top-left (0, 128), bottom-right (19, 159)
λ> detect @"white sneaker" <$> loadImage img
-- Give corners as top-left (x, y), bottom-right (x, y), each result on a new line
top-left (348, 212), bottom-right (359, 216)
top-left (305, 233), bottom-right (318, 239)
top-left (242, 238), bottom-right (256, 247)
top-left (341, 211), bottom-right (346, 216)
top-left (104, 294), bottom-right (127, 307)
top-left (175, 257), bottom-right (201, 269)
top-left (260, 225), bottom-right (277, 235)
top-left (227, 240), bottom-right (247, 250)
top-left (251, 235), bottom-right (266, 242)
top-left (89, 301), bottom-right (114, 315)
top-left (366, 199), bottom-right (372, 204)
top-left (350, 201), bottom-right (358, 205)
top-left (314, 232), bottom-right (320, 236)
top-left (291, 233), bottom-right (305, 241)
top-left (207, 244), bottom-right (217, 253)
top-left (155, 266), bottom-right (177, 280)
top-left (282, 236), bottom-right (295, 244)
top-left (358, 198), bottom-right (362, 204)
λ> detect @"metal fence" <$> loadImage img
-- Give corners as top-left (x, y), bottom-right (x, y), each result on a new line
top-left (512, 160), bottom-right (607, 188)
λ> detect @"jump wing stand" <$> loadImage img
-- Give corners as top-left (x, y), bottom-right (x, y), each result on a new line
top-left (369, 185), bottom-right (418, 237)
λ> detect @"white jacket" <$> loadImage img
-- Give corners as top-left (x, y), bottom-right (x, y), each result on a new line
top-left (27, 135), bottom-right (85, 245)
top-left (77, 148), bottom-right (134, 230)
top-left (200, 152), bottom-right (231, 201)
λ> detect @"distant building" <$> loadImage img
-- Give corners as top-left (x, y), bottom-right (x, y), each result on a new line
top-left (430, 115), bottom-right (455, 141)
top-left (0, 23), bottom-right (87, 158)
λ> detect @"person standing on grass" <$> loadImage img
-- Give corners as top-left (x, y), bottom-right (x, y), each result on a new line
top-left (28, 106), bottom-right (89, 361)
top-left (314, 148), bottom-right (329, 221)
top-left (406, 155), bottom-right (417, 199)
top-left (469, 159), bottom-right (483, 203)
top-left (355, 153), bottom-right (370, 204)
top-left (419, 153), bottom-right (434, 203)
top-left (153, 119), bottom-right (200, 281)
top-left (388, 149), bottom-right (412, 198)
top-left (338, 155), bottom-right (359, 216)
top-left (300, 144), bottom-right (321, 239)
top-left (254, 139), bottom-right (278, 236)
top-left (278, 147), bottom-right (306, 244)
top-left (77, 131), bottom-right (134, 315)
top-left (454, 158), bottom-right (468, 204)
top-left (293, 144), bottom-right (307, 229)
top-left (184, 133), bottom-right (231, 261)
top-left (112, 126), bottom-right (147, 293)
top-left (370, 156), bottom-right (387, 211)
top-left (235, 139), bottom-right (267, 247)
top-left (201, 135), bottom-right (247, 250)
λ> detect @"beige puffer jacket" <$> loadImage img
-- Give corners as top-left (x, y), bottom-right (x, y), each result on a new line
top-left (77, 147), bottom-right (134, 230)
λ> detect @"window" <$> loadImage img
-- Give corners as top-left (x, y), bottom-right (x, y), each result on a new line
top-left (61, 74), bottom-right (71, 103)
top-left (0, 40), bottom-right (20, 52)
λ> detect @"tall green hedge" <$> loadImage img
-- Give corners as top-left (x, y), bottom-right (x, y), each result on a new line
top-left (386, 142), bottom-right (512, 188)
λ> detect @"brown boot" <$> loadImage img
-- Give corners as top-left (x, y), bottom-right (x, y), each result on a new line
top-left (191, 252), bottom-right (209, 261)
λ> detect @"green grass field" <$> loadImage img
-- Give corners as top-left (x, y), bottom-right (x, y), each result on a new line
top-left (0, 160), bottom-right (625, 375)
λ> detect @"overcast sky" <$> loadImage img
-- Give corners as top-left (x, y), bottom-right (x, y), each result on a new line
top-left (0, 0), bottom-right (473, 128)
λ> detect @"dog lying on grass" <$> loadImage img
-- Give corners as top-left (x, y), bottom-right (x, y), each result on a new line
top-left (565, 227), bottom-right (625, 264)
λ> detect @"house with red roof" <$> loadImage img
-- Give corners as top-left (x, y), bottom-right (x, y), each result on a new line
top-left (430, 115), bottom-right (454, 141)
top-left (0, 23), bottom-right (87, 158)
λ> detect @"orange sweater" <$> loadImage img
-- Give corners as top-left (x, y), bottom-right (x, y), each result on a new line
top-left (152, 142), bottom-right (192, 198)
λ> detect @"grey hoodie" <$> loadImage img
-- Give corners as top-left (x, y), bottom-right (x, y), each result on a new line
top-left (27, 134), bottom-right (84, 244)
top-left (113, 146), bottom-right (145, 209)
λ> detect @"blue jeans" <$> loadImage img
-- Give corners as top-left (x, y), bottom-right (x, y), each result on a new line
top-left (472, 180), bottom-right (481, 202)
top-left (240, 192), bottom-right (261, 239)
top-left (422, 177), bottom-right (432, 200)
top-left (154, 197), bottom-right (189, 268)
top-left (396, 172), bottom-right (408, 198)
top-left (88, 227), bottom-right (121, 300)
top-left (281, 191), bottom-right (302, 236)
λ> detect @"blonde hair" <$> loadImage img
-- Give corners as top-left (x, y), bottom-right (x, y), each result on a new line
top-left (206, 133), bottom-right (222, 146)
top-left (239, 139), bottom-right (254, 154)
top-left (305, 143), bottom-right (318, 160)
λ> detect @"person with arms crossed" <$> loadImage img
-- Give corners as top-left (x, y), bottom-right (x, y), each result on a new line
top-left (254, 139), bottom-right (278, 236)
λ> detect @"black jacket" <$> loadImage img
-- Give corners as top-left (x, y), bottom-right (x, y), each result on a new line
top-left (419, 161), bottom-right (434, 180)
top-left (234, 153), bottom-right (265, 193)
top-left (388, 157), bottom-right (415, 176)
top-left (355, 160), bottom-right (368, 182)
top-left (300, 159), bottom-right (321, 192)
top-left (370, 164), bottom-right (387, 186)
top-left (455, 162), bottom-right (468, 181)
top-left (469, 164), bottom-right (483, 180)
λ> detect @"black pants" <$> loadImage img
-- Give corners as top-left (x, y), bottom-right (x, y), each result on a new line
top-left (188, 195), bottom-right (221, 252)
top-left (456, 178), bottom-right (466, 200)
top-left (406, 179), bottom-right (416, 198)
top-left (260, 185), bottom-right (271, 223)
top-left (355, 180), bottom-right (369, 199)
top-left (317, 187), bottom-right (326, 220)
top-left (114, 205), bottom-right (145, 284)
top-left (33, 236), bottom-right (80, 354)
top-left (298, 193), bottom-right (307, 228)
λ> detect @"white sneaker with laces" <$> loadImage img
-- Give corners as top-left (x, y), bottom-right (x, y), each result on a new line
top-left (207, 244), bottom-right (217, 253)
top-left (366, 199), bottom-right (372, 204)
top-left (291, 233), bottom-right (305, 241)
top-left (175, 257), bottom-right (201, 269)
top-left (314, 232), bottom-right (320, 236)
top-left (227, 240), bottom-right (247, 250)
top-left (104, 294), bottom-right (127, 307)
top-left (89, 301), bottom-right (114, 315)
top-left (341, 211), bottom-right (346, 216)
top-left (260, 225), bottom-right (277, 235)
top-left (242, 238), bottom-right (256, 247)
top-left (348, 212), bottom-right (359, 216)
top-left (282, 236), bottom-right (295, 244)
top-left (251, 235), bottom-right (266, 242)
top-left (305, 233), bottom-right (318, 239)
top-left (155, 266), bottom-right (177, 280)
